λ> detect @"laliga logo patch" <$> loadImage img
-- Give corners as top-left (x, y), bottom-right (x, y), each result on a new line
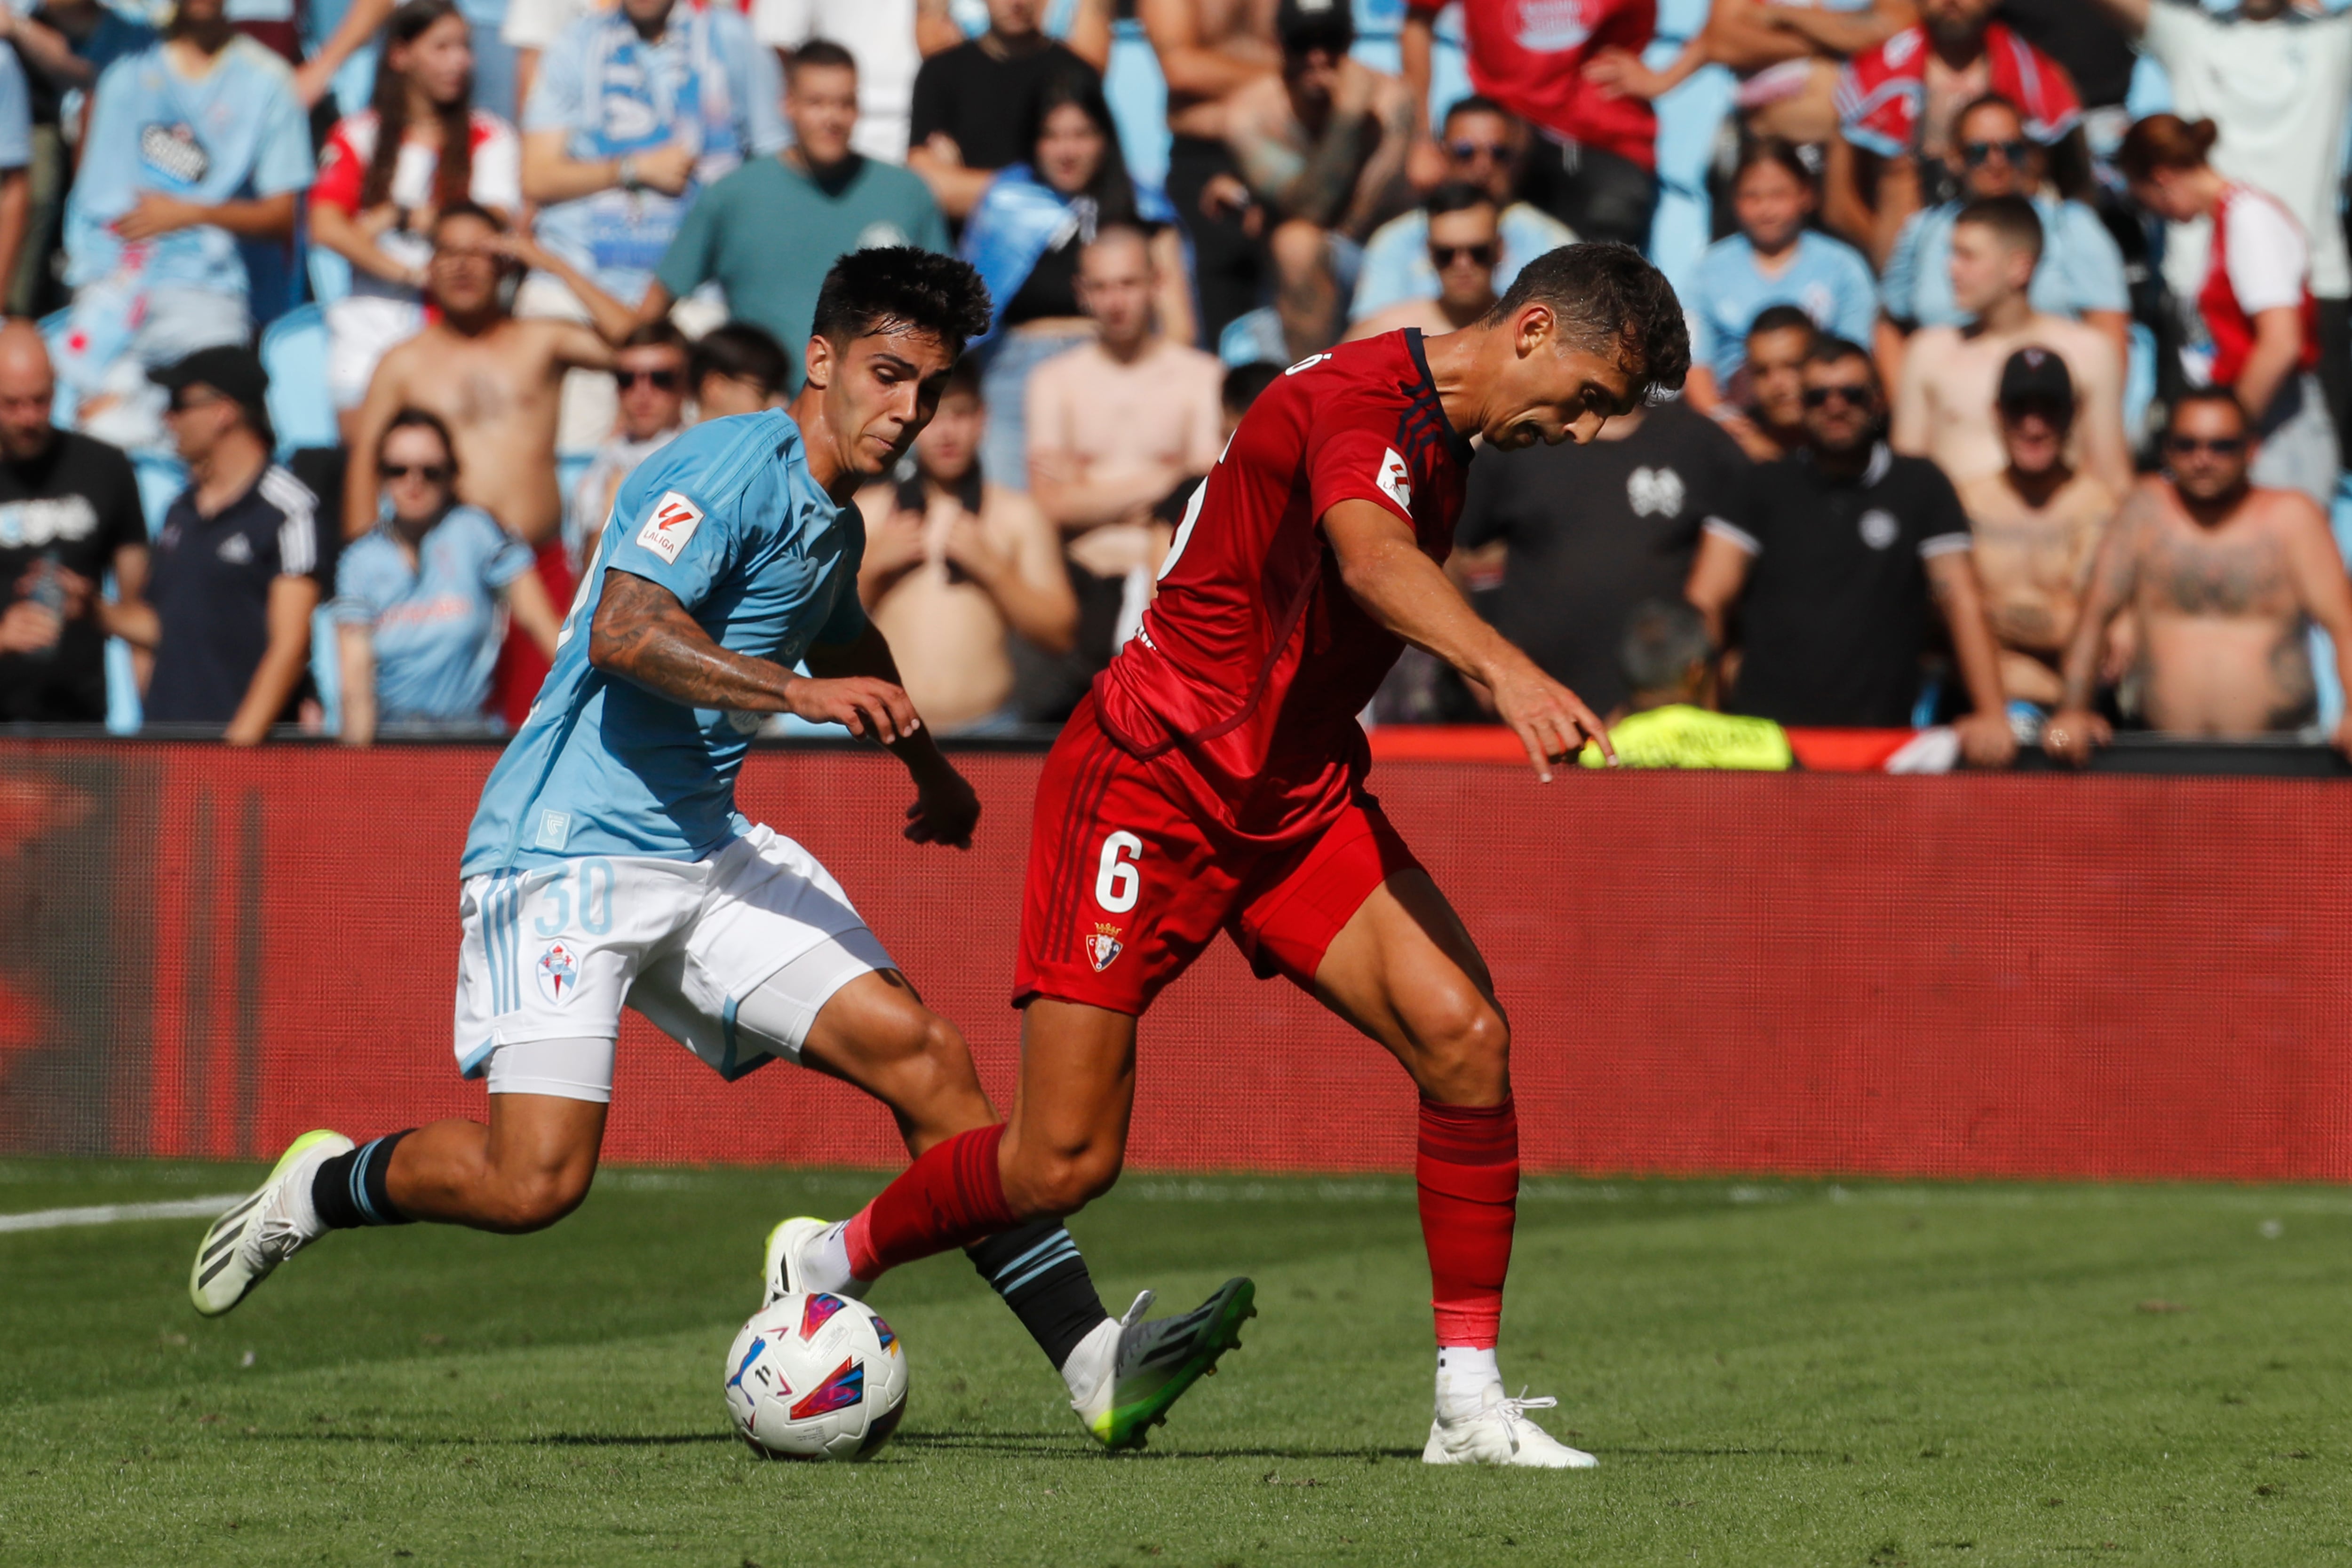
top-left (1085, 924), bottom-right (1125, 973)
top-left (1376, 447), bottom-right (1413, 512)
top-left (535, 941), bottom-right (581, 1006)
top-left (636, 491), bottom-right (703, 563)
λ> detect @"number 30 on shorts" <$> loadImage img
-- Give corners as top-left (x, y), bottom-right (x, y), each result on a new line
top-left (1095, 832), bottom-right (1143, 913)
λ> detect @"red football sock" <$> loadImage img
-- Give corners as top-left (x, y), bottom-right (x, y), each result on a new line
top-left (1417, 1096), bottom-right (1518, 1349)
top-left (845, 1124), bottom-right (1016, 1281)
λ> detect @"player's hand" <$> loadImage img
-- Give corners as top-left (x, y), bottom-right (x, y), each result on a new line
top-left (2041, 708), bottom-right (2110, 768)
top-left (1952, 709), bottom-right (2018, 769)
top-left (1486, 655), bottom-right (1613, 781)
top-left (783, 675), bottom-right (922, 743)
top-left (904, 761), bottom-right (980, 849)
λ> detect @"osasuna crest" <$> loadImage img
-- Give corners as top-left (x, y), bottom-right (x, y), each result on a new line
top-left (535, 941), bottom-right (582, 1006)
top-left (1085, 925), bottom-right (1124, 972)
top-left (1376, 447), bottom-right (1414, 512)
top-left (636, 490), bottom-right (703, 563)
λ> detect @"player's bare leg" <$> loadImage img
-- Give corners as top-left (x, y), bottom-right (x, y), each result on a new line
top-left (1311, 869), bottom-right (1595, 1470)
top-left (998, 998), bottom-right (1139, 1219)
top-left (792, 969), bottom-right (997, 1156)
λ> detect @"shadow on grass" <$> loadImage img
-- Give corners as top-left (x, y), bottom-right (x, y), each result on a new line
top-left (247, 1426), bottom-right (1438, 1462)
top-left (895, 1430), bottom-right (1424, 1461)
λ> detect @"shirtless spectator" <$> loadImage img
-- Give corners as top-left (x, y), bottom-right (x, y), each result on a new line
top-left (691, 324), bottom-right (793, 419)
top-left (1892, 195), bottom-right (2129, 494)
top-left (1140, 0), bottom-right (1278, 345)
top-left (344, 203), bottom-right (617, 550)
top-left (1585, 0), bottom-right (1913, 153)
top-left (1222, 0), bottom-right (1414, 358)
top-left (1345, 185), bottom-right (1500, 341)
top-left (857, 359), bottom-right (1076, 732)
top-left (1715, 304), bottom-right (1816, 463)
top-left (2046, 390), bottom-right (2352, 762)
top-left (908, 0), bottom-right (1110, 221)
top-left (1957, 347), bottom-right (2119, 726)
top-left (569, 322), bottom-right (688, 563)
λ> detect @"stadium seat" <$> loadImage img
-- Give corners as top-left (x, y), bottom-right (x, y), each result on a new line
top-left (36, 307), bottom-right (74, 427)
top-left (260, 305), bottom-right (338, 456)
top-left (307, 245), bottom-right (353, 308)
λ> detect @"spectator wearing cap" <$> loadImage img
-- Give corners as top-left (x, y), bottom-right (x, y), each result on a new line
top-left (690, 323), bottom-right (794, 419)
top-left (2086, 0), bottom-right (2352, 463)
top-left (908, 0), bottom-right (1112, 221)
top-left (1215, 0), bottom-right (1413, 360)
top-left (1401, 0), bottom-right (1655, 249)
top-left (1575, 599), bottom-right (1793, 771)
top-left (0, 319), bottom-right (147, 725)
top-left (1954, 346), bottom-right (2120, 731)
top-left (1716, 304), bottom-right (1818, 464)
top-left (1346, 184), bottom-right (1504, 341)
top-left (1878, 92), bottom-right (2127, 390)
top-left (1348, 96), bottom-right (1573, 327)
top-left (637, 41), bottom-right (949, 398)
top-left (1683, 139), bottom-right (1875, 421)
top-left (1825, 0), bottom-right (2081, 268)
top-left (1891, 195), bottom-right (2131, 495)
top-left (115, 347), bottom-right (322, 744)
top-left (57, 0), bottom-right (310, 449)
top-left (2119, 113), bottom-right (2338, 510)
top-left (334, 408), bottom-right (563, 745)
top-left (1686, 336), bottom-right (2017, 767)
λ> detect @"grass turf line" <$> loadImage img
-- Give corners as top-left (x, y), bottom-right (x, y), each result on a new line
top-left (2, 1161), bottom-right (2348, 1566)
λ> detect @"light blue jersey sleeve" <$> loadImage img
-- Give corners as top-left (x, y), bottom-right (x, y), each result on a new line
top-left (1822, 237), bottom-right (1879, 346)
top-left (601, 469), bottom-right (744, 612)
top-left (1880, 210), bottom-right (1925, 321)
top-left (2053, 202), bottom-right (2129, 316)
top-left (464, 510), bottom-right (537, 591)
top-left (249, 61), bottom-right (316, 197)
top-left (0, 49), bottom-right (31, 171)
top-left (723, 12), bottom-right (788, 158)
top-left (330, 534), bottom-right (405, 626)
top-left (521, 20), bottom-right (587, 135)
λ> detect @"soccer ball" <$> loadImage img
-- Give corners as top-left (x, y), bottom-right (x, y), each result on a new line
top-left (723, 1290), bottom-right (908, 1461)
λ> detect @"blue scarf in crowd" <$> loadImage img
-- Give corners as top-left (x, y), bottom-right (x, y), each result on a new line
top-left (959, 163), bottom-right (1174, 347)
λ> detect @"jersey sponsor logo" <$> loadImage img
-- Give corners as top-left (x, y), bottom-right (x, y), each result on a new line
top-left (1085, 924), bottom-right (1125, 973)
top-left (138, 121), bottom-right (209, 187)
top-left (1376, 447), bottom-right (1414, 512)
top-left (1627, 466), bottom-right (1685, 518)
top-left (0, 496), bottom-right (99, 549)
top-left (1514, 0), bottom-right (1595, 52)
top-left (534, 940), bottom-right (582, 1006)
top-left (636, 491), bottom-right (704, 563)
top-left (534, 808), bottom-right (572, 851)
top-left (1858, 508), bottom-right (1899, 550)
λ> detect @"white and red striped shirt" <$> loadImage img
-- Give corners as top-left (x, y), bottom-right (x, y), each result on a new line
top-left (312, 109), bottom-right (522, 302)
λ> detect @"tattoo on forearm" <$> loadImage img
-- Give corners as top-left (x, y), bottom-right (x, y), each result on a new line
top-left (590, 570), bottom-right (789, 711)
top-left (1294, 110), bottom-right (1372, 227)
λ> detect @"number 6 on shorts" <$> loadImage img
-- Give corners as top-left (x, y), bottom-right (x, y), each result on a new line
top-left (1095, 832), bottom-right (1142, 913)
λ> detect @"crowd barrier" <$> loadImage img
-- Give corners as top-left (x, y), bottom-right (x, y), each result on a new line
top-left (2, 739), bottom-right (2348, 1182)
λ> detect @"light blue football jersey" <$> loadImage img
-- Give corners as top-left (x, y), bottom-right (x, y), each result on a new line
top-left (461, 410), bottom-right (867, 876)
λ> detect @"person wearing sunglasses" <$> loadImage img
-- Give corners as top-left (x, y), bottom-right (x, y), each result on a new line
top-left (570, 320), bottom-right (690, 565)
top-left (1878, 93), bottom-right (2129, 384)
top-left (1346, 184), bottom-right (1504, 342)
top-left (1687, 336), bottom-right (2018, 768)
top-left (332, 407), bottom-right (563, 746)
top-left (1683, 138), bottom-right (1875, 420)
top-left (1891, 194), bottom-right (2133, 497)
top-left (2044, 388), bottom-right (2352, 766)
top-left (1349, 95), bottom-right (1571, 328)
top-left (2119, 112), bottom-right (2338, 511)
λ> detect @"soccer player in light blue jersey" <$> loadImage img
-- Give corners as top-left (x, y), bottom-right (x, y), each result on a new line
top-left (191, 249), bottom-right (1248, 1451)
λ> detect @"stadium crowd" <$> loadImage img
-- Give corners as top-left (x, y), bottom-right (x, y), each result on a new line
top-left (1, 0), bottom-right (2350, 770)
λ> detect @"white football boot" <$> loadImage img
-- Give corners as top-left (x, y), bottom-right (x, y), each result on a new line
top-left (761, 1215), bottom-right (869, 1305)
top-left (189, 1129), bottom-right (352, 1316)
top-left (1422, 1384), bottom-right (1599, 1469)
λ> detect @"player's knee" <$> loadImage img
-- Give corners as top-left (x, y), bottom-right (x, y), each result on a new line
top-left (1004, 1143), bottom-right (1122, 1220)
top-left (482, 1164), bottom-right (591, 1233)
top-left (1407, 987), bottom-right (1511, 1103)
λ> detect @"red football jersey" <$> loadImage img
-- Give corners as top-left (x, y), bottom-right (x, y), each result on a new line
top-left (1091, 330), bottom-right (1473, 844)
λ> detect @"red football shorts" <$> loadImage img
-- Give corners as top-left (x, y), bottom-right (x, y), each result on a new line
top-left (1015, 697), bottom-right (1424, 1015)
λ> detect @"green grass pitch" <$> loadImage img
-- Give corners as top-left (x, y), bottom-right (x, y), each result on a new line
top-left (4, 1159), bottom-right (2349, 1567)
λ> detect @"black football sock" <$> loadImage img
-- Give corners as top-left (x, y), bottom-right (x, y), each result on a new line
top-left (310, 1131), bottom-right (418, 1230)
top-left (965, 1220), bottom-right (1111, 1371)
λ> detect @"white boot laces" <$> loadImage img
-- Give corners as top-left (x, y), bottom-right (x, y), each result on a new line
top-left (1495, 1386), bottom-right (1558, 1446)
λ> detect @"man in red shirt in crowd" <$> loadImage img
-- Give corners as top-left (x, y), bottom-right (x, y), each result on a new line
top-left (1828, 0), bottom-right (2081, 265)
top-left (1401, 0), bottom-right (1659, 249)
top-left (765, 243), bottom-right (1691, 1466)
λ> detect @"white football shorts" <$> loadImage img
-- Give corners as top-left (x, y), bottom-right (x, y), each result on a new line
top-left (452, 824), bottom-right (896, 1095)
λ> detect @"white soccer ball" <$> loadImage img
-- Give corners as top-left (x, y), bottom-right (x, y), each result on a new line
top-left (723, 1290), bottom-right (908, 1461)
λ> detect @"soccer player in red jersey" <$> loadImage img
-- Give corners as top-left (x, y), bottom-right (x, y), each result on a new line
top-left (773, 243), bottom-right (1691, 1464)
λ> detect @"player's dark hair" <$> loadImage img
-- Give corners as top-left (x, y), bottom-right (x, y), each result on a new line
top-left (1222, 360), bottom-right (1282, 415)
top-left (786, 38), bottom-right (857, 80)
top-left (810, 246), bottom-right (994, 361)
top-left (621, 318), bottom-right (690, 354)
top-left (1620, 598), bottom-right (1713, 697)
top-left (1486, 241), bottom-right (1691, 401)
top-left (1441, 94), bottom-right (1512, 134)
top-left (2163, 385), bottom-right (2248, 435)
top-left (377, 406), bottom-right (459, 478)
top-left (693, 321), bottom-right (793, 397)
top-left (1955, 193), bottom-right (2043, 265)
top-left (1424, 181), bottom-right (1497, 221)
top-left (1746, 303), bottom-right (1818, 344)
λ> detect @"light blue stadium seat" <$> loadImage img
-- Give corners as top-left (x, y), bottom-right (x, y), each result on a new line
top-left (308, 244), bottom-right (353, 308)
top-left (37, 307), bottom-right (74, 427)
top-left (260, 304), bottom-right (338, 455)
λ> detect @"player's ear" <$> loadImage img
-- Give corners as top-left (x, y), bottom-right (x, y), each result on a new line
top-left (803, 333), bottom-right (836, 393)
top-left (1511, 302), bottom-right (1555, 360)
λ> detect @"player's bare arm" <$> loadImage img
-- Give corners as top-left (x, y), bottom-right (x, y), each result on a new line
top-left (1324, 497), bottom-right (1615, 778)
top-left (806, 620), bottom-right (982, 849)
top-left (1923, 551), bottom-right (2021, 768)
top-left (589, 567), bottom-right (922, 742)
top-left (2281, 495), bottom-right (2352, 756)
top-left (2044, 485), bottom-right (2152, 764)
